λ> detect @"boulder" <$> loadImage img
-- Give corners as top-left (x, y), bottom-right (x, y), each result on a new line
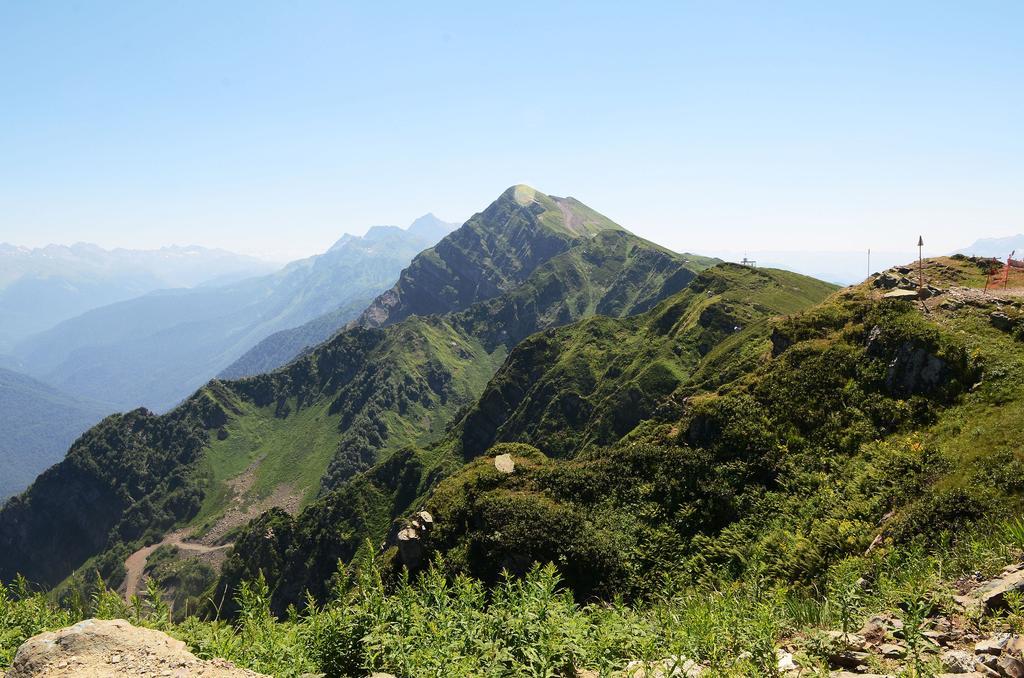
top-left (860, 613), bottom-right (904, 643)
top-left (769, 327), bottom-right (793, 357)
top-left (884, 341), bottom-right (950, 397)
top-left (776, 648), bottom-right (799, 674)
top-left (494, 453), bottom-right (515, 474)
top-left (823, 631), bottom-right (868, 651)
top-left (5, 618), bottom-right (266, 677)
top-left (959, 568), bottom-right (1024, 613)
top-left (874, 272), bottom-right (902, 290)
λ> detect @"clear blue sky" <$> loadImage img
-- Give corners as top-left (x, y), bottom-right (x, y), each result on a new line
top-left (1, 1), bottom-right (1021, 260)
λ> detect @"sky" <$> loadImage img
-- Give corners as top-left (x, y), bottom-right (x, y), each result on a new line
top-left (1, 1), bottom-right (1021, 262)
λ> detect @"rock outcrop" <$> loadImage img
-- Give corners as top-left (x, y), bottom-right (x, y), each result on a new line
top-left (5, 619), bottom-right (266, 677)
top-left (956, 563), bottom-right (1024, 614)
top-left (394, 510), bottom-right (434, 569)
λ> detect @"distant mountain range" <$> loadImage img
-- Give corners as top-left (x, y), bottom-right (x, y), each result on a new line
top-left (0, 243), bottom-right (278, 352)
top-left (0, 367), bottom-right (111, 502)
top-left (954, 234), bottom-right (1024, 258)
top-left (9, 215), bottom-right (457, 412)
top-left (219, 214), bottom-right (456, 379)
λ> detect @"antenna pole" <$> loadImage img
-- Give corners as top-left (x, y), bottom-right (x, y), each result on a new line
top-left (867, 248), bottom-right (871, 277)
top-left (917, 236), bottom-right (924, 298)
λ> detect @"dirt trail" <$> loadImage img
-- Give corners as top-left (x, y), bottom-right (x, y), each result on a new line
top-left (121, 529), bottom-right (230, 600)
top-left (120, 459), bottom-right (301, 601)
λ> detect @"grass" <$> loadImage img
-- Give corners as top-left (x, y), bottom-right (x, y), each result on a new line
top-left (4, 526), bottom-right (1022, 677)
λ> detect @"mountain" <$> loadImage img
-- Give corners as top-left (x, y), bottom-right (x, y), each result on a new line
top-left (0, 243), bottom-right (277, 352)
top-left (10, 217), bottom-right (457, 412)
top-left (955, 233), bottom-right (1024, 258)
top-left (357, 185), bottom-right (629, 328)
top-left (219, 255), bottom-right (1020, 611)
top-left (218, 214), bottom-right (459, 379)
top-left (216, 264), bottom-right (836, 607)
top-left (0, 185), bottom-right (716, 589)
top-left (0, 368), bottom-right (111, 502)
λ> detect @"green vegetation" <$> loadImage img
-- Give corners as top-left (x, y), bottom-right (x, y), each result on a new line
top-left (4, 525), bottom-right (1024, 676)
top-left (0, 185), bottom-right (709, 594)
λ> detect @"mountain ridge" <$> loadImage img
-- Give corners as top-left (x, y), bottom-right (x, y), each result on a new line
top-left (0, 186), bottom-right (713, 590)
top-left (11, 217), bottom-right (457, 411)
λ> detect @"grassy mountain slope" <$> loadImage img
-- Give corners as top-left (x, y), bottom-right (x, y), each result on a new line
top-left (13, 220), bottom-right (452, 411)
top-left (214, 256), bottom-right (1024, 615)
top-left (0, 368), bottom-right (112, 501)
top-left (450, 264), bottom-right (837, 460)
top-left (216, 264), bottom-right (835, 609)
top-left (420, 256), bottom-right (1023, 600)
top-left (0, 186), bottom-right (707, 590)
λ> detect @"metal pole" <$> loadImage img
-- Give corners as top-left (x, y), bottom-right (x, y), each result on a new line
top-left (917, 236), bottom-right (924, 297)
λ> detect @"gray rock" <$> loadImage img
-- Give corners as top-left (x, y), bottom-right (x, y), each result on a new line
top-left (830, 650), bottom-right (870, 670)
top-left (974, 632), bottom-right (1024, 656)
top-left (393, 510), bottom-right (435, 569)
top-left (860, 613), bottom-right (904, 641)
top-left (776, 648), bottom-right (799, 674)
top-left (883, 341), bottom-right (950, 397)
top-left (977, 653), bottom-right (1001, 670)
top-left (823, 631), bottom-right (868, 651)
top-left (624, 655), bottom-right (704, 676)
top-left (942, 649), bottom-right (976, 673)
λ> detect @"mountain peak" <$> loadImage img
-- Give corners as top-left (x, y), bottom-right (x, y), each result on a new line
top-left (494, 185), bottom-right (623, 237)
top-left (407, 213), bottom-right (459, 241)
top-left (506, 184), bottom-right (541, 206)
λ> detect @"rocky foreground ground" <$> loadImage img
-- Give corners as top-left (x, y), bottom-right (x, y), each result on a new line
top-left (4, 619), bottom-right (265, 678)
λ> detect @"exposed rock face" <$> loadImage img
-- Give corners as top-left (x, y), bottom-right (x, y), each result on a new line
top-left (5, 618), bottom-right (266, 677)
